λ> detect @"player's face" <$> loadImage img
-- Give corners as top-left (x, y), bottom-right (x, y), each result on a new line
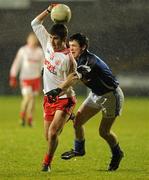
top-left (27, 34), bottom-right (39, 47)
top-left (69, 40), bottom-right (83, 59)
top-left (50, 34), bottom-right (64, 51)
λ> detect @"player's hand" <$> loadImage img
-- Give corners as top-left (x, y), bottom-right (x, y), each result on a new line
top-left (9, 76), bottom-right (17, 88)
top-left (77, 65), bottom-right (91, 75)
top-left (67, 72), bottom-right (79, 82)
top-left (77, 65), bottom-right (91, 79)
top-left (62, 72), bottom-right (79, 88)
top-left (66, 112), bottom-right (76, 123)
top-left (47, 3), bottom-right (58, 12)
top-left (46, 88), bottom-right (62, 103)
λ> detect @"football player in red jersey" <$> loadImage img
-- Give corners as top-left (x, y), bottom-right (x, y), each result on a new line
top-left (9, 32), bottom-right (44, 127)
top-left (31, 4), bottom-right (77, 172)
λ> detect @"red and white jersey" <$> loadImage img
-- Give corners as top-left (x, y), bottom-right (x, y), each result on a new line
top-left (10, 45), bottom-right (44, 80)
top-left (31, 18), bottom-right (76, 98)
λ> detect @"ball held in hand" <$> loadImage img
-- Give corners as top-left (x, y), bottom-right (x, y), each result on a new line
top-left (51, 4), bottom-right (71, 23)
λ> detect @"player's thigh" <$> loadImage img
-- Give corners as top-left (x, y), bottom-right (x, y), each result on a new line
top-left (49, 110), bottom-right (70, 135)
top-left (102, 87), bottom-right (124, 119)
top-left (99, 87), bottom-right (124, 133)
top-left (75, 103), bottom-right (99, 127)
top-left (21, 86), bottom-right (34, 98)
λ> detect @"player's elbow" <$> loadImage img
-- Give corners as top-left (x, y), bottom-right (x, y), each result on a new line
top-left (31, 18), bottom-right (40, 28)
top-left (31, 19), bottom-right (35, 27)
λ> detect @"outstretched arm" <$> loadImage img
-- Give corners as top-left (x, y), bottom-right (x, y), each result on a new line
top-left (31, 4), bottom-right (57, 50)
top-left (34, 4), bottom-right (55, 23)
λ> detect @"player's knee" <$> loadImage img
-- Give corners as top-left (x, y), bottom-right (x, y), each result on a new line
top-left (73, 122), bottom-right (79, 129)
top-left (28, 94), bottom-right (34, 100)
top-left (99, 128), bottom-right (109, 139)
top-left (48, 128), bottom-right (58, 140)
top-left (73, 119), bottom-right (82, 129)
top-left (23, 94), bottom-right (33, 102)
top-left (73, 112), bottom-right (82, 129)
top-left (45, 134), bottom-right (48, 141)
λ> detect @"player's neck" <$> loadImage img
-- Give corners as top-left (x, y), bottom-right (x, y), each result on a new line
top-left (56, 44), bottom-right (67, 51)
top-left (27, 44), bottom-right (37, 49)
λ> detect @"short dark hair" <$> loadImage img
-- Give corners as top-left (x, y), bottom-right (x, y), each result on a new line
top-left (50, 23), bottom-right (68, 40)
top-left (69, 33), bottom-right (89, 49)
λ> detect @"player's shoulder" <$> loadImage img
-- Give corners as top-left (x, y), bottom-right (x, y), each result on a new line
top-left (36, 46), bottom-right (43, 52)
top-left (19, 45), bottom-right (26, 50)
top-left (17, 45), bottom-right (27, 54)
top-left (55, 48), bottom-right (71, 59)
top-left (86, 50), bottom-right (98, 59)
top-left (59, 48), bottom-right (70, 55)
top-left (88, 51), bottom-right (104, 64)
top-left (82, 50), bottom-right (98, 63)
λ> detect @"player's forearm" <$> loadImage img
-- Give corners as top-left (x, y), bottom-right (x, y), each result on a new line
top-left (59, 80), bottom-right (73, 91)
top-left (59, 72), bottom-right (79, 91)
top-left (34, 9), bottom-right (50, 23)
top-left (10, 57), bottom-right (21, 77)
top-left (45, 73), bottom-right (79, 100)
top-left (33, 4), bottom-right (53, 23)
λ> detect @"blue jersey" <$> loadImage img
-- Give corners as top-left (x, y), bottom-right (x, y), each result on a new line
top-left (76, 50), bottom-right (119, 96)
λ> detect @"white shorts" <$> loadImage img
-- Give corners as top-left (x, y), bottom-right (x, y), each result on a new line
top-left (21, 86), bottom-right (39, 96)
top-left (82, 87), bottom-right (124, 118)
top-left (21, 78), bottom-right (41, 96)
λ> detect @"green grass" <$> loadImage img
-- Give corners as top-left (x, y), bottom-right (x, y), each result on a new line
top-left (0, 96), bottom-right (149, 180)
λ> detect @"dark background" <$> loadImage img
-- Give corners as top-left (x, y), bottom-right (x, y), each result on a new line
top-left (0, 0), bottom-right (149, 95)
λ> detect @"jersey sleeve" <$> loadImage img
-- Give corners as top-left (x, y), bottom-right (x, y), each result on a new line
top-left (31, 18), bottom-right (49, 52)
top-left (10, 48), bottom-right (23, 77)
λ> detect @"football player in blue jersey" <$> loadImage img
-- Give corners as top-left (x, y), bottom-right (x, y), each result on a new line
top-left (46, 33), bottom-right (124, 171)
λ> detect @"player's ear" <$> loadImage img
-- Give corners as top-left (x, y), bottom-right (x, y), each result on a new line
top-left (82, 45), bottom-right (87, 51)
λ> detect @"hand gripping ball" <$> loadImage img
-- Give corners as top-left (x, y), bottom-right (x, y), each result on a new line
top-left (51, 4), bottom-right (72, 23)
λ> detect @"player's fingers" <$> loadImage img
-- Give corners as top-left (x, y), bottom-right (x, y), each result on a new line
top-left (52, 3), bottom-right (59, 7)
top-left (73, 73), bottom-right (79, 79)
top-left (48, 3), bottom-right (59, 11)
top-left (68, 72), bottom-right (79, 80)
